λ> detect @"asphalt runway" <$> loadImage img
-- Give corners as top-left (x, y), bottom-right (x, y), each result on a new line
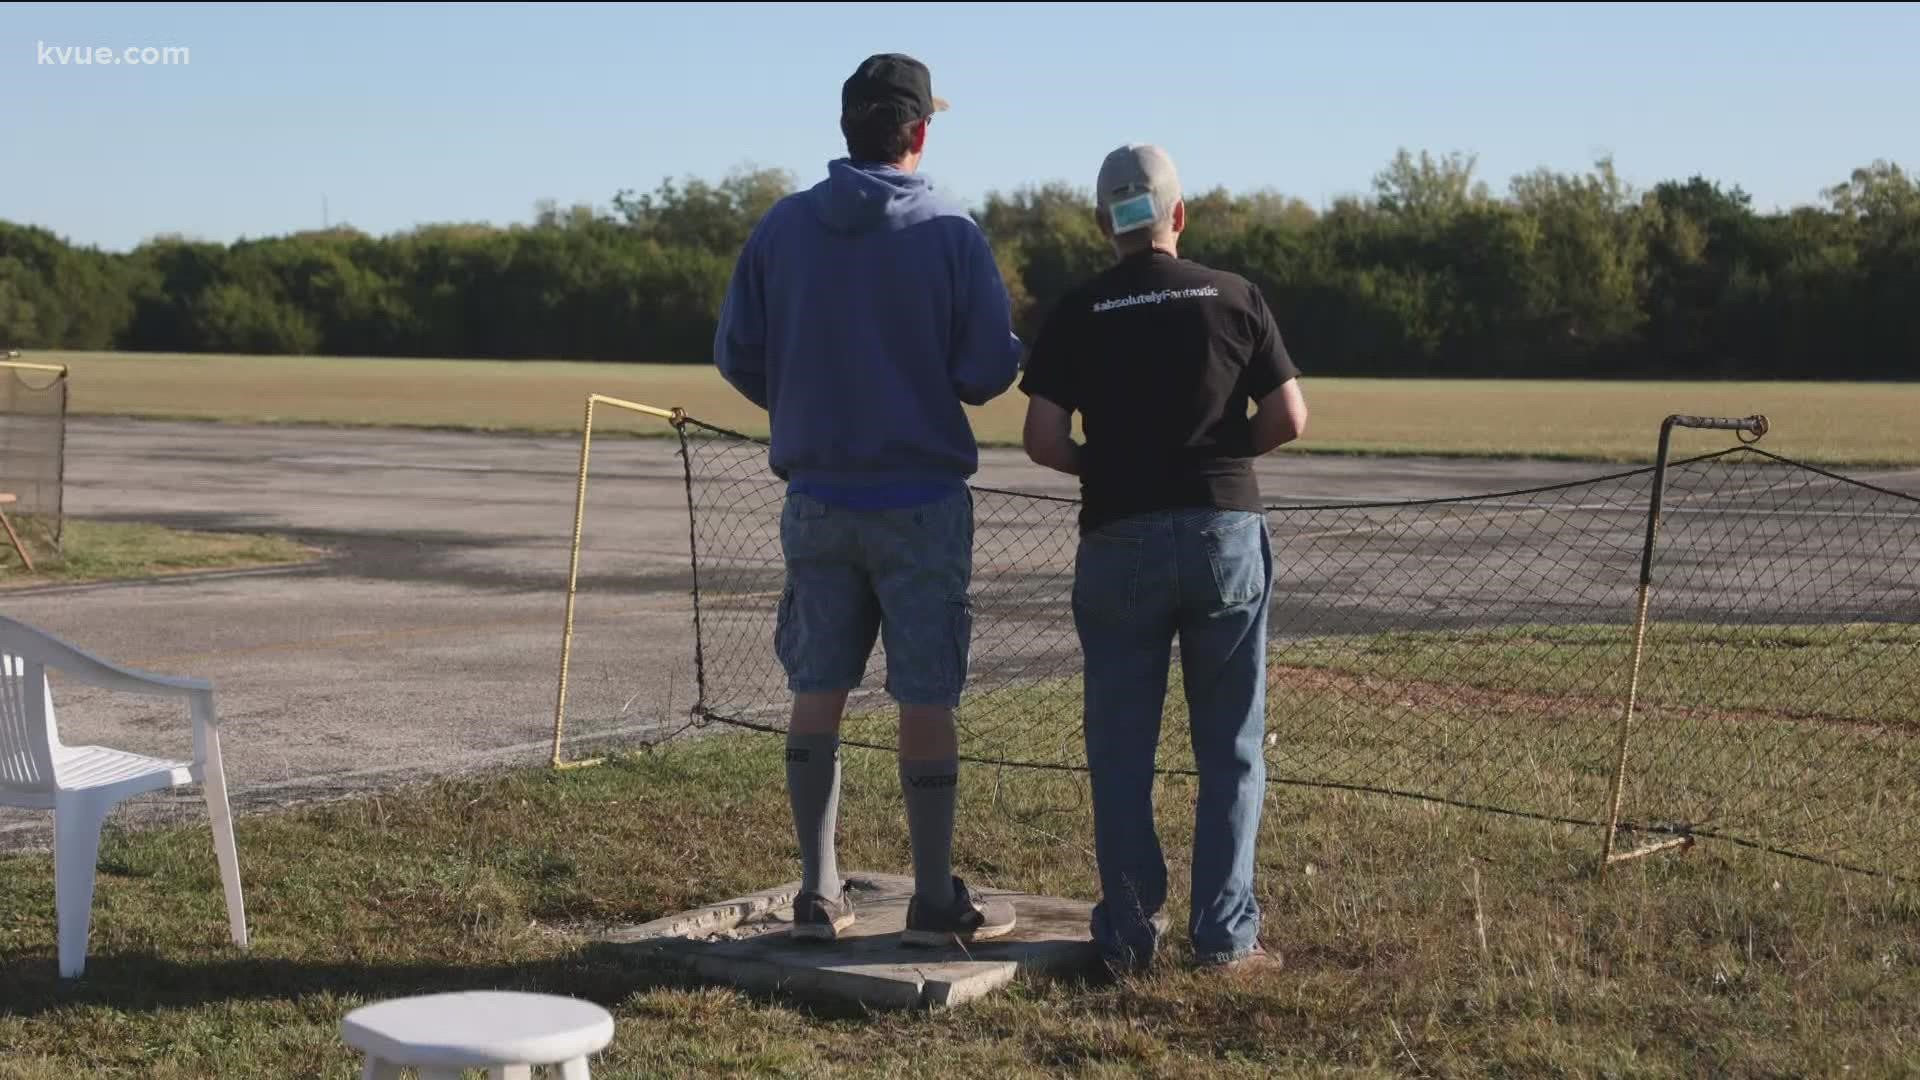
top-left (4, 418), bottom-right (1917, 847)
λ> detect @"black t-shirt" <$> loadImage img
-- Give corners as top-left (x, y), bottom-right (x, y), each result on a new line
top-left (1019, 249), bottom-right (1300, 533)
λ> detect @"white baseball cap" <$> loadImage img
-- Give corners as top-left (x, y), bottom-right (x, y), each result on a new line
top-left (1097, 143), bottom-right (1182, 235)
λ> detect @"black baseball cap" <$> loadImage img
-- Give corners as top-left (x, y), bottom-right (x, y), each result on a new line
top-left (841, 53), bottom-right (949, 125)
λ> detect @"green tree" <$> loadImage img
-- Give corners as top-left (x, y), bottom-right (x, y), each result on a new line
top-left (191, 283), bottom-right (321, 354)
top-left (124, 238), bottom-right (228, 352)
top-left (0, 256), bottom-right (39, 346)
top-left (613, 165), bottom-right (797, 255)
top-left (1824, 160), bottom-right (1920, 223)
top-left (1373, 149), bottom-right (1490, 221)
top-left (976, 184), bottom-right (1110, 339)
top-left (0, 222), bottom-right (133, 349)
top-left (2, 149), bottom-right (1915, 377)
top-left (1509, 157), bottom-right (1651, 359)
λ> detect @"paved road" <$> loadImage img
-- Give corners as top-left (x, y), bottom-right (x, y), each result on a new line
top-left (5, 418), bottom-right (1914, 846)
top-left (2, 420), bottom-right (708, 844)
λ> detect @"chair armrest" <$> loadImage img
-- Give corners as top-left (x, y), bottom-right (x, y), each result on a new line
top-left (1, 616), bottom-right (211, 698)
top-left (55, 654), bottom-right (210, 698)
top-left (69, 665), bottom-right (209, 697)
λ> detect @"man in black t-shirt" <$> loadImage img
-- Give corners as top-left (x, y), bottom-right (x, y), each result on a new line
top-left (1020, 143), bottom-right (1309, 977)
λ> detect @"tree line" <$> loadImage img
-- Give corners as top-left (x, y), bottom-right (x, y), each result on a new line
top-left (2, 151), bottom-right (1916, 378)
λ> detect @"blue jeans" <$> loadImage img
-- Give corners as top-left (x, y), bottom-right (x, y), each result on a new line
top-left (1072, 508), bottom-right (1273, 968)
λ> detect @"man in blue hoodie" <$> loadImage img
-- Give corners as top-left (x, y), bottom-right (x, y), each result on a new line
top-left (714, 53), bottom-right (1024, 947)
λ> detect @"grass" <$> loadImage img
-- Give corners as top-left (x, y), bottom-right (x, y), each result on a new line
top-left (858, 621), bottom-right (1919, 881)
top-left (0, 519), bottom-right (318, 588)
top-left (3, 736), bottom-right (1918, 1077)
top-left (1263, 623), bottom-right (1920, 880)
top-left (35, 350), bottom-right (1920, 466)
top-left (4, 640), bottom-right (1917, 1076)
top-left (1277, 622), bottom-right (1920, 729)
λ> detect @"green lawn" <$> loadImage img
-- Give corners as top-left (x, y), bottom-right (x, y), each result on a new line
top-left (1275, 622), bottom-right (1920, 729)
top-left (36, 350), bottom-right (1920, 466)
top-left (2, 735), bottom-right (1916, 1078)
top-left (4, 625), bottom-right (1917, 1077)
top-left (0, 519), bottom-right (318, 588)
top-left (865, 621), bottom-right (1919, 883)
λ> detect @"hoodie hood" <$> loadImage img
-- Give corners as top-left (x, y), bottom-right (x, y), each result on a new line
top-left (811, 158), bottom-right (949, 234)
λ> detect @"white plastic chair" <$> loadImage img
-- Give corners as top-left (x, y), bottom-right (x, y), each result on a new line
top-left (0, 615), bottom-right (248, 978)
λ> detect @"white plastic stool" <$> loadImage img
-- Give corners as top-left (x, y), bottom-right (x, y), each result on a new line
top-left (341, 991), bottom-right (614, 1079)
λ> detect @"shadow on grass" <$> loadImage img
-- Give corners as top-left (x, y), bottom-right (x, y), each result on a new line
top-left (0, 938), bottom-right (1078, 1021)
top-left (0, 941), bottom-right (693, 1020)
top-left (0, 933), bottom-right (1121, 1014)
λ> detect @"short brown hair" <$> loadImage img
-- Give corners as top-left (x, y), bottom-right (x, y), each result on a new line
top-left (841, 109), bottom-right (918, 165)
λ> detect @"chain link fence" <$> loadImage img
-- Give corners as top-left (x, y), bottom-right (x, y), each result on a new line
top-left (560, 410), bottom-right (1920, 882)
top-left (0, 361), bottom-right (69, 555)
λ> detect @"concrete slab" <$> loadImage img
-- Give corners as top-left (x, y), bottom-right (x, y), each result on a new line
top-left (601, 872), bottom-right (1099, 1010)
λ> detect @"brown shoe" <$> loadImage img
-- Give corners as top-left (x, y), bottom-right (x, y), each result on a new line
top-left (789, 890), bottom-right (857, 941)
top-left (1196, 943), bottom-right (1282, 975)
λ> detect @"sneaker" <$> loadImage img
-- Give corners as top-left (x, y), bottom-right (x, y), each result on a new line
top-left (1195, 942), bottom-right (1282, 975)
top-left (789, 889), bottom-right (857, 941)
top-left (901, 876), bottom-right (1017, 947)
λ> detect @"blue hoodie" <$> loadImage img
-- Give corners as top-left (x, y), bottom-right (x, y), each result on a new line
top-left (713, 159), bottom-right (1022, 507)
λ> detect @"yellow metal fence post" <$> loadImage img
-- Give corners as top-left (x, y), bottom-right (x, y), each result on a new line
top-left (549, 394), bottom-right (684, 770)
top-left (1600, 583), bottom-right (1654, 873)
top-left (1599, 414), bottom-right (1766, 877)
top-left (551, 394), bottom-right (599, 768)
top-left (0, 360), bottom-right (71, 378)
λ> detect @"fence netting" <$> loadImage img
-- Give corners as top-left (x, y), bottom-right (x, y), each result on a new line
top-left (656, 417), bottom-right (1919, 881)
top-left (0, 365), bottom-right (67, 552)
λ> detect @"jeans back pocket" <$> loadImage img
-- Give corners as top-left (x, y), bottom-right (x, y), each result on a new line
top-left (1203, 513), bottom-right (1269, 611)
top-left (1073, 532), bottom-right (1145, 623)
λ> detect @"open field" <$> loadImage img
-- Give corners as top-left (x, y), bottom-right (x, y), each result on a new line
top-left (1278, 623), bottom-right (1920, 728)
top-left (36, 350), bottom-right (1920, 465)
top-left (1, 404), bottom-right (1914, 1074)
top-left (662, 415), bottom-right (1920, 880)
top-left (1, 724), bottom-right (1916, 1078)
top-left (20, 418), bottom-right (1829, 848)
top-left (677, 621), bottom-right (1920, 883)
top-left (0, 520), bottom-right (317, 589)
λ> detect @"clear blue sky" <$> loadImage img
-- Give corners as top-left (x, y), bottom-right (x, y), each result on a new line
top-left (6, 1), bottom-right (1917, 252)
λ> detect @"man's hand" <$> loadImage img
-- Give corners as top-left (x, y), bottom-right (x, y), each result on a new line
top-left (1022, 394), bottom-right (1082, 476)
top-left (1249, 379), bottom-right (1309, 456)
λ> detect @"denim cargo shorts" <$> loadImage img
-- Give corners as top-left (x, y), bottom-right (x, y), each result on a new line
top-left (774, 487), bottom-right (975, 708)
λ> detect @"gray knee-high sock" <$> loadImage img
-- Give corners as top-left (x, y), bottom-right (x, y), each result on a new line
top-left (900, 757), bottom-right (959, 909)
top-left (786, 733), bottom-right (842, 900)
